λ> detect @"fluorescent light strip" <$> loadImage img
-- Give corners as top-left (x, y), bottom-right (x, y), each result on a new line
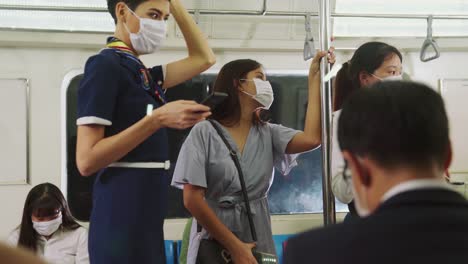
top-left (335, 0), bottom-right (468, 15)
top-left (0, 9), bottom-right (114, 32)
top-left (333, 18), bottom-right (468, 37)
top-left (0, 0), bottom-right (106, 8)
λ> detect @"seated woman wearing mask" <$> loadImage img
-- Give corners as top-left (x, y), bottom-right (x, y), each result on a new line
top-left (331, 42), bottom-right (403, 220)
top-left (172, 50), bottom-right (335, 264)
top-left (76, 0), bottom-right (215, 262)
top-left (7, 183), bottom-right (88, 264)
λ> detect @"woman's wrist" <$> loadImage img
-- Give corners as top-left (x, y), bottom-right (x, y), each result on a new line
top-left (148, 109), bottom-right (164, 131)
top-left (169, 0), bottom-right (181, 10)
top-left (225, 237), bottom-right (243, 253)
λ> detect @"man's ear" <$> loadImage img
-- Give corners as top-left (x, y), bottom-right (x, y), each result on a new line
top-left (116, 2), bottom-right (128, 23)
top-left (343, 151), bottom-right (371, 188)
top-left (444, 140), bottom-right (453, 172)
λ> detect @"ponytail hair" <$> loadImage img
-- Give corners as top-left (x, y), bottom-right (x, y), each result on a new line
top-left (333, 42), bottom-right (402, 111)
top-left (333, 62), bottom-right (357, 111)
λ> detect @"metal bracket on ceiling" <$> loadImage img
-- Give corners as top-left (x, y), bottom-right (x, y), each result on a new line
top-left (261, 0), bottom-right (268, 16)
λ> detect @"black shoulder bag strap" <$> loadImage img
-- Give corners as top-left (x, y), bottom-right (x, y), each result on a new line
top-left (208, 119), bottom-right (258, 242)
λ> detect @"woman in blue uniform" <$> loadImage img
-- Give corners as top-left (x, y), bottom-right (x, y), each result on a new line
top-left (76, 0), bottom-right (215, 263)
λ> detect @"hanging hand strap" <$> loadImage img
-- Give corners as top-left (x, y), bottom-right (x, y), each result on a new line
top-left (420, 15), bottom-right (440, 62)
top-left (303, 13), bottom-right (315, 61)
top-left (208, 120), bottom-right (258, 242)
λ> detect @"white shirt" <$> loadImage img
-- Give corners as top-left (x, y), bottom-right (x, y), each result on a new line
top-left (331, 110), bottom-right (354, 204)
top-left (381, 178), bottom-right (453, 203)
top-left (7, 226), bottom-right (89, 264)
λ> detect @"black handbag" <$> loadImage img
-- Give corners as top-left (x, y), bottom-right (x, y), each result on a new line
top-left (196, 120), bottom-right (277, 264)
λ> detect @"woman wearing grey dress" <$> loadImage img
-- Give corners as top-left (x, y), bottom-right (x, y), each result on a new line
top-left (172, 50), bottom-right (334, 264)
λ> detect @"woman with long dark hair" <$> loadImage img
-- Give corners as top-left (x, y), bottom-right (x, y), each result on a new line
top-left (7, 183), bottom-right (88, 264)
top-left (172, 50), bottom-right (335, 264)
top-left (331, 42), bottom-right (403, 218)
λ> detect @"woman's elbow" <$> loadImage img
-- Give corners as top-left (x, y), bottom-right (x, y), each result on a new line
top-left (202, 56), bottom-right (216, 70)
top-left (207, 55), bottom-right (216, 67)
top-left (183, 196), bottom-right (198, 215)
top-left (304, 138), bottom-right (321, 150)
top-left (183, 190), bottom-right (198, 210)
top-left (76, 157), bottom-right (96, 177)
top-left (187, 55), bottom-right (216, 74)
top-left (183, 187), bottom-right (203, 212)
top-left (183, 196), bottom-right (192, 211)
top-left (197, 53), bottom-right (216, 69)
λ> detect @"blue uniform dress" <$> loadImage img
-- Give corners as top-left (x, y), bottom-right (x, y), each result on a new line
top-left (77, 38), bottom-right (170, 264)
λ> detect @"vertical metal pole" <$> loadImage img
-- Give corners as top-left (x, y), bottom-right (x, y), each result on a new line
top-left (319, 0), bottom-right (336, 226)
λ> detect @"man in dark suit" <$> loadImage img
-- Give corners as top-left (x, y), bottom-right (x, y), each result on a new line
top-left (284, 81), bottom-right (468, 264)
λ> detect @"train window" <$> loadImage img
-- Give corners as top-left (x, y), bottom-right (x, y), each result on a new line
top-left (65, 74), bottom-right (95, 221)
top-left (64, 72), bottom-right (347, 221)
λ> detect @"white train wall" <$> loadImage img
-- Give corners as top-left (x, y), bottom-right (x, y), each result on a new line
top-left (0, 18), bottom-right (468, 239)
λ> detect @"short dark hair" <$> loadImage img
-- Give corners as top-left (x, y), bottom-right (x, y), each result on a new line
top-left (334, 42), bottom-right (402, 111)
top-left (107, 0), bottom-right (148, 23)
top-left (17, 183), bottom-right (81, 252)
top-left (211, 59), bottom-right (265, 126)
top-left (338, 81), bottom-right (450, 170)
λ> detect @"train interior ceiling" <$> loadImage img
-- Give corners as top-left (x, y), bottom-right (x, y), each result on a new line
top-left (0, 0), bottom-right (468, 249)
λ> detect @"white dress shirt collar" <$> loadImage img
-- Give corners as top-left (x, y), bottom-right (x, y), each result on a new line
top-left (381, 178), bottom-right (453, 203)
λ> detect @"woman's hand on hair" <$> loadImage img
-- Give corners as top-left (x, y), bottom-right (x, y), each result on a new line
top-left (152, 100), bottom-right (211, 130)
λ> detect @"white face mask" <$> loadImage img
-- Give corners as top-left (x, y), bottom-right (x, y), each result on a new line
top-left (371, 73), bottom-right (403, 82)
top-left (241, 78), bottom-right (274, 109)
top-left (344, 159), bottom-right (371, 217)
top-left (351, 182), bottom-right (371, 218)
top-left (124, 6), bottom-right (167, 55)
top-left (33, 214), bottom-right (62, 236)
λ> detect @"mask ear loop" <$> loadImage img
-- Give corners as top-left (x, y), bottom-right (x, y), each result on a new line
top-left (123, 5), bottom-right (141, 34)
top-left (235, 79), bottom-right (245, 92)
top-left (123, 21), bottom-right (132, 34)
top-left (125, 5), bottom-right (139, 18)
top-left (370, 73), bottom-right (383, 81)
top-left (237, 79), bottom-right (256, 96)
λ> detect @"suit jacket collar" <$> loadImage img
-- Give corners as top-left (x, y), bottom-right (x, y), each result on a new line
top-left (376, 188), bottom-right (468, 214)
top-left (381, 179), bottom-right (452, 202)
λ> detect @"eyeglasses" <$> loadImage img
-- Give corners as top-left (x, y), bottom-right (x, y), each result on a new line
top-left (342, 160), bottom-right (352, 183)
